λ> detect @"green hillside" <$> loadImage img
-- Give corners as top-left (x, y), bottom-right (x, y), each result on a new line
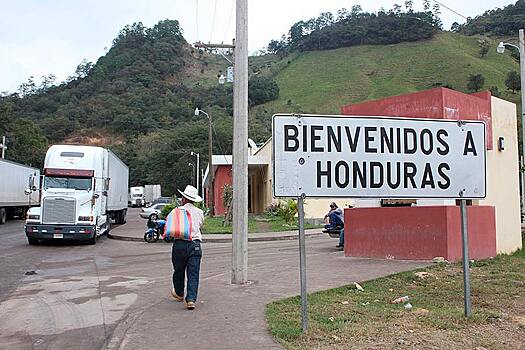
top-left (2, 20), bottom-right (523, 195)
top-left (254, 32), bottom-right (520, 117)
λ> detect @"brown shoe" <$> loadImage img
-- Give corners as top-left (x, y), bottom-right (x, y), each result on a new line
top-left (170, 289), bottom-right (183, 302)
top-left (186, 301), bottom-right (195, 310)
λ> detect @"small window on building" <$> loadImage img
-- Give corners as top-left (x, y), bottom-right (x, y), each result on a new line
top-left (381, 199), bottom-right (416, 207)
top-left (60, 152), bottom-right (84, 158)
top-left (455, 199), bottom-right (473, 206)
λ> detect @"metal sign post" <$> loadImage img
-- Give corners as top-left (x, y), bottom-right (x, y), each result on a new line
top-left (460, 198), bottom-right (472, 317)
top-left (297, 194), bottom-right (308, 331)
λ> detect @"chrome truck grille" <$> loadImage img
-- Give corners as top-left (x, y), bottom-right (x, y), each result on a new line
top-left (43, 197), bottom-right (76, 224)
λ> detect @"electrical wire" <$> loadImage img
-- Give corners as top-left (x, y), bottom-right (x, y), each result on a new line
top-left (431, 0), bottom-right (469, 20)
top-left (211, 120), bottom-right (231, 164)
top-left (196, 0), bottom-right (199, 42)
top-left (210, 0), bottom-right (218, 43)
top-left (223, 0), bottom-right (235, 43)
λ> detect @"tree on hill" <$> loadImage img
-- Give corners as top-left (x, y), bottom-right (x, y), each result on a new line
top-left (267, 39), bottom-right (286, 56)
top-left (458, 0), bottom-right (525, 36)
top-left (0, 102), bottom-right (47, 167)
top-left (467, 74), bottom-right (485, 92)
top-left (505, 71), bottom-right (521, 93)
top-left (268, 6), bottom-right (440, 54)
top-left (478, 39), bottom-right (490, 58)
top-left (248, 76), bottom-right (279, 106)
top-left (489, 86), bottom-right (502, 97)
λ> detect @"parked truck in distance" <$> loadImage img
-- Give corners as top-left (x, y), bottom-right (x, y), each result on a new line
top-left (129, 186), bottom-right (145, 207)
top-left (25, 145), bottom-right (129, 245)
top-left (144, 184), bottom-right (161, 206)
top-left (0, 159), bottom-right (40, 224)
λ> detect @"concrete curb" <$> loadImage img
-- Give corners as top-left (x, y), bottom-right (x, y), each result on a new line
top-left (107, 231), bottom-right (324, 243)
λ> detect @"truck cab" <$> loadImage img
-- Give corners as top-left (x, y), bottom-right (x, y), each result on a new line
top-left (129, 186), bottom-right (145, 207)
top-left (25, 145), bottom-right (128, 245)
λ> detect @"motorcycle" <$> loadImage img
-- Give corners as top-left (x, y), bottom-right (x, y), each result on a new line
top-left (144, 217), bottom-right (168, 243)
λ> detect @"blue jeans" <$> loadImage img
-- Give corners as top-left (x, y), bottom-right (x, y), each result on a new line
top-left (325, 212), bottom-right (344, 246)
top-left (172, 240), bottom-right (202, 302)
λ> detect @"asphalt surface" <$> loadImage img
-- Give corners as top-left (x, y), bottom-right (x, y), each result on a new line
top-left (0, 209), bottom-right (428, 349)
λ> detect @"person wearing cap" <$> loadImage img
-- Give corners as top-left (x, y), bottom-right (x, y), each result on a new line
top-left (324, 202), bottom-right (345, 249)
top-left (170, 185), bottom-right (205, 310)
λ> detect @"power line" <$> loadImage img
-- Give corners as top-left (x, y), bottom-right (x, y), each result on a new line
top-left (211, 120), bottom-right (230, 164)
top-left (210, 0), bottom-right (218, 43)
top-left (223, 0), bottom-right (235, 43)
top-left (196, 0), bottom-right (199, 41)
top-left (432, 0), bottom-right (469, 21)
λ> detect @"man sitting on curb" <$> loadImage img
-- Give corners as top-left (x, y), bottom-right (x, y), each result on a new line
top-left (324, 202), bottom-right (345, 249)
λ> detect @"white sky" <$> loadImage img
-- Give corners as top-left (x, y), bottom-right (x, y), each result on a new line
top-left (0, 0), bottom-right (517, 93)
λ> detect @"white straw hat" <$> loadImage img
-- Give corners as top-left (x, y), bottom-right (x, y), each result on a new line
top-left (178, 185), bottom-right (203, 202)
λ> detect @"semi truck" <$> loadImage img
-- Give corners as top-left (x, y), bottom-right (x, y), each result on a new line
top-left (144, 184), bottom-right (161, 206)
top-left (25, 145), bottom-right (129, 244)
top-left (129, 186), bottom-right (145, 207)
top-left (0, 159), bottom-right (40, 224)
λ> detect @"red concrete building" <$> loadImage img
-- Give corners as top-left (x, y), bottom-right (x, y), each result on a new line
top-left (340, 87), bottom-right (521, 261)
top-left (203, 154), bottom-right (268, 216)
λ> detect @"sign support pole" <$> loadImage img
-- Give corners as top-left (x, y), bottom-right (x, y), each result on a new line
top-left (297, 195), bottom-right (308, 332)
top-left (460, 199), bottom-right (472, 318)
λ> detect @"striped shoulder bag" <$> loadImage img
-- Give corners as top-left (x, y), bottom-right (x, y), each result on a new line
top-left (163, 208), bottom-right (193, 241)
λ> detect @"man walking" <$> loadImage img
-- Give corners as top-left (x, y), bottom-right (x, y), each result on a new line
top-left (170, 185), bottom-right (205, 310)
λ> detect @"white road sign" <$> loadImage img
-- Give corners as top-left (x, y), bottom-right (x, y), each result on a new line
top-left (272, 114), bottom-right (486, 199)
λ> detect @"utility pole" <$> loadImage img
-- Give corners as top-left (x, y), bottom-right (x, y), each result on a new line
top-left (497, 29), bottom-right (525, 219)
top-left (194, 108), bottom-right (214, 215)
top-left (0, 136), bottom-right (6, 159)
top-left (232, 0), bottom-right (249, 284)
top-left (191, 151), bottom-right (200, 195)
top-left (201, 169), bottom-right (205, 203)
top-left (193, 5), bottom-right (249, 283)
top-left (208, 112), bottom-right (214, 216)
top-left (514, 29), bottom-right (525, 221)
top-left (188, 162), bottom-right (195, 187)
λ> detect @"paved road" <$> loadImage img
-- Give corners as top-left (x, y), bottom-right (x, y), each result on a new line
top-left (0, 209), bottom-right (427, 349)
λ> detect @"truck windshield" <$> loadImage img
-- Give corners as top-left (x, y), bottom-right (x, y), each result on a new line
top-left (44, 177), bottom-right (92, 190)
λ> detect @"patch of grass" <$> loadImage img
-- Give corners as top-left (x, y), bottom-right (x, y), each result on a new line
top-left (202, 216), bottom-right (258, 234)
top-left (202, 215), bottom-right (322, 234)
top-left (266, 248), bottom-right (525, 349)
top-left (267, 216), bottom-right (320, 232)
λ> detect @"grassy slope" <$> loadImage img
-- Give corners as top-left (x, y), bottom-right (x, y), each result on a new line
top-left (255, 32), bottom-right (521, 117)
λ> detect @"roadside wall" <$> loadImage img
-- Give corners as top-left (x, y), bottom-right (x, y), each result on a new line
top-left (479, 97), bottom-right (522, 253)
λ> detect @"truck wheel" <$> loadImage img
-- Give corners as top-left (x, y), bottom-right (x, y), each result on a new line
top-left (88, 235), bottom-right (96, 245)
top-left (28, 237), bottom-right (39, 245)
top-left (0, 208), bottom-right (6, 224)
top-left (121, 209), bottom-right (127, 224)
top-left (88, 231), bottom-right (97, 245)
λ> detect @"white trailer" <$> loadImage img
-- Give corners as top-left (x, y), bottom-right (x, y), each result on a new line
top-left (25, 145), bottom-right (129, 244)
top-left (144, 184), bottom-right (161, 205)
top-left (0, 159), bottom-right (40, 224)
